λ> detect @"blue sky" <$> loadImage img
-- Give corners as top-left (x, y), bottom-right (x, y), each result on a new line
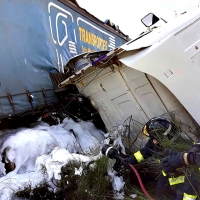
top-left (77, 0), bottom-right (199, 38)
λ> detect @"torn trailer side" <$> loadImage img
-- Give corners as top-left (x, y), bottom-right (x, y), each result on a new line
top-left (0, 0), bottom-right (128, 129)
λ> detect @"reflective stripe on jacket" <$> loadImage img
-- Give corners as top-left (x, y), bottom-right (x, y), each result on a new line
top-left (134, 151), bottom-right (144, 163)
top-left (183, 192), bottom-right (197, 200)
top-left (168, 176), bottom-right (185, 185)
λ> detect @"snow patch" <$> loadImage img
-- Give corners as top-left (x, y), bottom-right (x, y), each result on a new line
top-left (0, 118), bottom-right (106, 199)
top-left (0, 120), bottom-right (129, 200)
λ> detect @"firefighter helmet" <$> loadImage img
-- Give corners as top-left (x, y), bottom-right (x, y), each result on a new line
top-left (142, 117), bottom-right (176, 141)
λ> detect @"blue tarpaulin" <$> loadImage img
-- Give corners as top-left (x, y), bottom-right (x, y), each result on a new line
top-left (0, 0), bottom-right (127, 118)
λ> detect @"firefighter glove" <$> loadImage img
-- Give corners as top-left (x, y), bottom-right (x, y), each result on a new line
top-left (122, 156), bottom-right (135, 167)
top-left (187, 142), bottom-right (200, 166)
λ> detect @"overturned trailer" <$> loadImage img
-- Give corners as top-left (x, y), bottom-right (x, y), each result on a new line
top-left (60, 8), bottom-right (200, 147)
top-left (0, 0), bottom-right (129, 129)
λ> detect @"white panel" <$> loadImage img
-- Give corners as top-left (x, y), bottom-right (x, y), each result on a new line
top-left (183, 40), bottom-right (200, 58)
top-left (118, 100), bottom-right (137, 117)
top-left (146, 75), bottom-right (196, 134)
top-left (135, 84), bottom-right (166, 118)
top-left (111, 91), bottom-right (147, 124)
top-left (94, 94), bottom-right (122, 130)
top-left (141, 92), bottom-right (165, 117)
top-left (76, 67), bottom-right (114, 97)
top-left (192, 52), bottom-right (200, 68)
top-left (120, 67), bottom-right (167, 119)
top-left (119, 35), bottom-right (200, 124)
top-left (175, 19), bottom-right (200, 58)
top-left (79, 70), bottom-right (148, 132)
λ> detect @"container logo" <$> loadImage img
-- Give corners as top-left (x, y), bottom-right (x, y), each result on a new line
top-left (48, 1), bottom-right (116, 72)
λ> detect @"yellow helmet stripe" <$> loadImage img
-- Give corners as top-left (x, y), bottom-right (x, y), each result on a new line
top-left (143, 125), bottom-right (149, 137)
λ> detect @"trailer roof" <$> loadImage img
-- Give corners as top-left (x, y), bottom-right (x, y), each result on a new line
top-left (58, 0), bottom-right (130, 41)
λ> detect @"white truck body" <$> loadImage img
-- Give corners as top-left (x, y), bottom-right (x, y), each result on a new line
top-left (63, 8), bottom-right (200, 146)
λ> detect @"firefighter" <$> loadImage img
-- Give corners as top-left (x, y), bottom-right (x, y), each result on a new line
top-left (122, 117), bottom-right (198, 200)
top-left (161, 139), bottom-right (200, 199)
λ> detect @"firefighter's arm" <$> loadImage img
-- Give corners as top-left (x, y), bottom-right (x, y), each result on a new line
top-left (162, 142), bottom-right (200, 172)
top-left (122, 150), bottom-right (145, 166)
top-left (161, 151), bottom-right (186, 172)
top-left (183, 143), bottom-right (200, 166)
top-left (122, 139), bottom-right (154, 166)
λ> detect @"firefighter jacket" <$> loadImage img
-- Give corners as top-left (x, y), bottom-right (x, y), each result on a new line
top-left (128, 139), bottom-right (198, 200)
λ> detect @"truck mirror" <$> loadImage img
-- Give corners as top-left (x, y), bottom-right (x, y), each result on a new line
top-left (141, 13), bottom-right (160, 27)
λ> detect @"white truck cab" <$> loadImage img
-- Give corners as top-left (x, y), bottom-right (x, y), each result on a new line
top-left (60, 8), bottom-right (200, 147)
